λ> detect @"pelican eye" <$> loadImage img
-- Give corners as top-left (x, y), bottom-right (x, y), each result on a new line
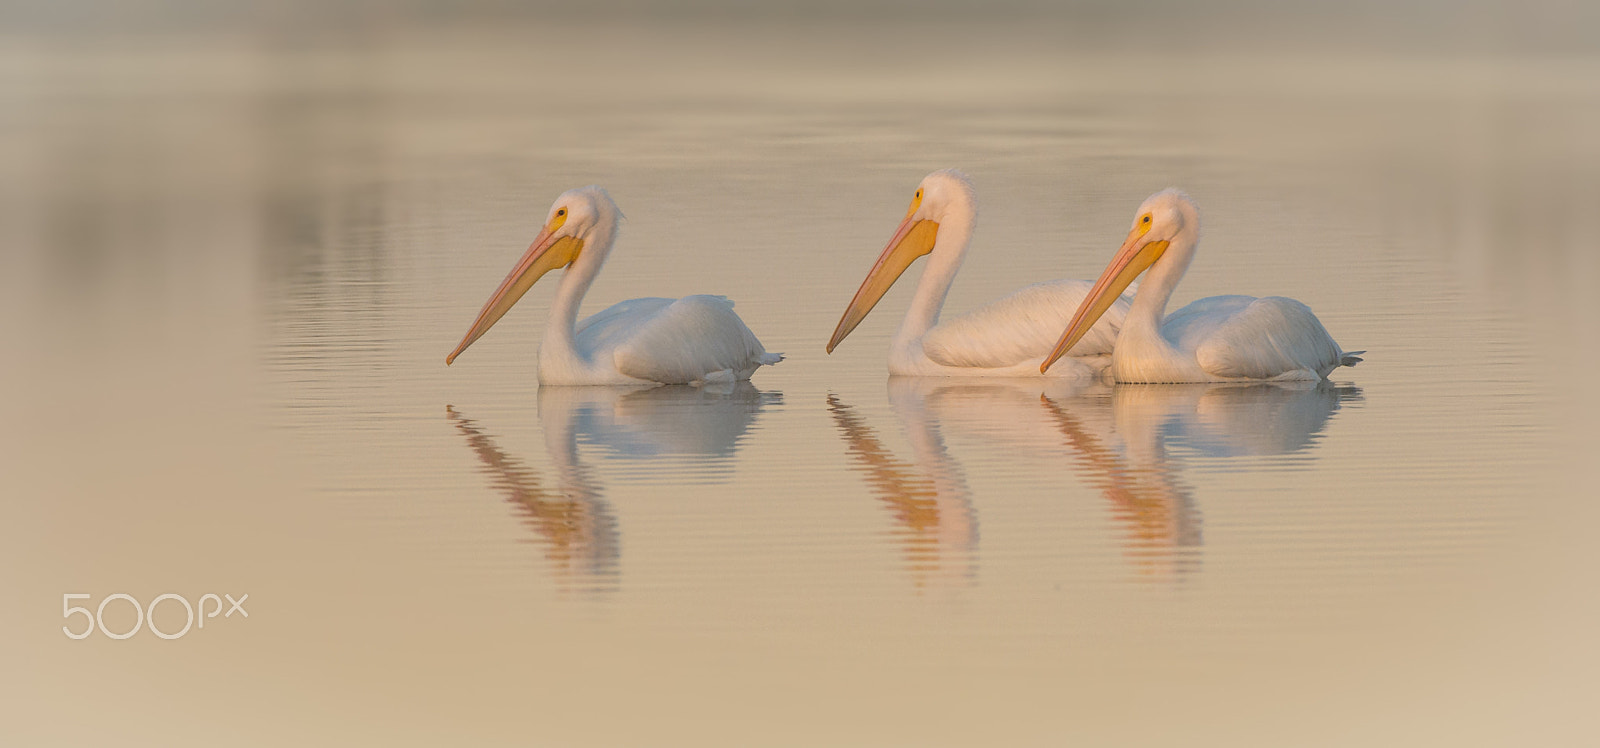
top-left (548, 206), bottom-right (571, 231)
top-left (1142, 215), bottom-right (1151, 224)
top-left (915, 190), bottom-right (922, 198)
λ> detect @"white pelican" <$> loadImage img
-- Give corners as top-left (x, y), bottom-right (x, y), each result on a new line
top-left (1043, 190), bottom-right (1363, 382)
top-left (827, 169), bottom-right (1133, 378)
top-left (446, 186), bottom-right (782, 385)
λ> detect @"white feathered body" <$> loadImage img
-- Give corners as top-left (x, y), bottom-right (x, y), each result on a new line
top-left (890, 279), bottom-right (1133, 378)
top-left (539, 295), bottom-right (781, 386)
top-left (1112, 294), bottom-right (1361, 383)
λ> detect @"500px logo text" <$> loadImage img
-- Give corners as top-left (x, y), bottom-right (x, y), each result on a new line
top-left (62, 593), bottom-right (249, 640)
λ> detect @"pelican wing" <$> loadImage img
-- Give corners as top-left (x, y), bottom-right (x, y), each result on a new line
top-left (1170, 296), bottom-right (1347, 380)
top-left (610, 295), bottom-right (778, 385)
top-left (922, 280), bottom-right (1128, 369)
top-left (1160, 295), bottom-right (1258, 348)
top-left (575, 297), bottom-right (678, 353)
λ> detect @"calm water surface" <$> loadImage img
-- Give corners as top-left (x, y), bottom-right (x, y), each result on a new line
top-left (3, 21), bottom-right (1597, 747)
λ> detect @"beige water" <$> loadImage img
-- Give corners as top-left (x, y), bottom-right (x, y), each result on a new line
top-left (3, 15), bottom-right (1598, 747)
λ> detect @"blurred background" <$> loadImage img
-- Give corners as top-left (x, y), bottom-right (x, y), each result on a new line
top-left (1, 1), bottom-right (1596, 746)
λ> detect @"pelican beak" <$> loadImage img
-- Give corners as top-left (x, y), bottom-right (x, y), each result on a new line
top-left (827, 214), bottom-right (940, 353)
top-left (446, 224), bottom-right (584, 365)
top-left (1040, 226), bottom-right (1169, 372)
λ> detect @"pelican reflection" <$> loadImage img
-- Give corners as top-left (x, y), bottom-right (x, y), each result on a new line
top-left (829, 378), bottom-right (1148, 588)
top-left (448, 382), bottom-right (778, 591)
top-left (833, 378), bottom-right (1358, 583)
top-left (1042, 381), bottom-right (1362, 578)
top-left (555, 382), bottom-right (780, 461)
top-left (827, 387), bottom-right (979, 589)
top-left (447, 405), bottom-right (619, 590)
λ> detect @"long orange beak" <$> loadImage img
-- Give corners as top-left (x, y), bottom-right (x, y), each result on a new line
top-left (446, 225), bottom-right (584, 365)
top-left (827, 215), bottom-right (940, 353)
top-left (1040, 226), bottom-right (1169, 373)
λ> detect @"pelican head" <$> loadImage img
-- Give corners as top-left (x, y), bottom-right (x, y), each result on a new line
top-left (1042, 189), bottom-right (1199, 373)
top-left (446, 186), bottom-right (622, 365)
top-left (827, 169), bottom-right (976, 353)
